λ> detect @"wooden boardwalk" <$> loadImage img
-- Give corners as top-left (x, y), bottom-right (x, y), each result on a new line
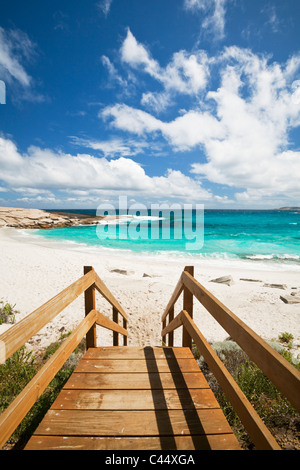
top-left (2, 266), bottom-right (297, 450)
top-left (25, 346), bottom-right (241, 450)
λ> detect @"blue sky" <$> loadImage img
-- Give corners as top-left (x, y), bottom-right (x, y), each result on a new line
top-left (0, 0), bottom-right (299, 209)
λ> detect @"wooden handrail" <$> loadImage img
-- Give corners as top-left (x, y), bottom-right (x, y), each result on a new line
top-left (0, 310), bottom-right (98, 449)
top-left (95, 309), bottom-right (128, 338)
top-left (0, 266), bottom-right (128, 449)
top-left (0, 269), bottom-right (95, 362)
top-left (94, 271), bottom-right (128, 322)
top-left (161, 274), bottom-right (183, 323)
top-left (181, 311), bottom-right (281, 450)
top-left (161, 309), bottom-right (280, 449)
top-left (0, 267), bottom-right (128, 362)
top-left (161, 310), bottom-right (185, 337)
top-left (181, 270), bottom-right (300, 412)
top-left (161, 266), bottom-right (300, 450)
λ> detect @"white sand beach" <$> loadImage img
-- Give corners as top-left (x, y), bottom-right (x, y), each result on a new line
top-left (0, 226), bottom-right (299, 358)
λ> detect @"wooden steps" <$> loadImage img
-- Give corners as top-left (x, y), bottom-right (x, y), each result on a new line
top-left (25, 347), bottom-right (241, 450)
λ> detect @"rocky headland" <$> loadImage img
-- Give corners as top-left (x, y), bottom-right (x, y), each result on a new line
top-left (0, 207), bottom-right (106, 229)
top-left (278, 207), bottom-right (300, 212)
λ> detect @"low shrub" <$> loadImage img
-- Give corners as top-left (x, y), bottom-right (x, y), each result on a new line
top-left (0, 302), bottom-right (17, 325)
top-left (195, 338), bottom-right (300, 450)
top-left (0, 335), bottom-right (85, 449)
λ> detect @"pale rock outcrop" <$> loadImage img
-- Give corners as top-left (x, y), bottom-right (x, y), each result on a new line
top-left (0, 207), bottom-right (105, 229)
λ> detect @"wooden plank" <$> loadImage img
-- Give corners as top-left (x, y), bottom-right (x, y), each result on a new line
top-left (0, 269), bottom-right (95, 362)
top-left (0, 310), bottom-right (98, 450)
top-left (83, 346), bottom-right (194, 360)
top-left (25, 346), bottom-right (241, 451)
top-left (95, 310), bottom-right (128, 337)
top-left (182, 271), bottom-right (300, 413)
top-left (181, 310), bottom-right (281, 451)
top-left (50, 388), bottom-right (220, 410)
top-left (64, 371), bottom-right (210, 390)
top-left (25, 434), bottom-right (241, 451)
top-left (32, 408), bottom-right (234, 437)
top-left (74, 358), bottom-right (200, 373)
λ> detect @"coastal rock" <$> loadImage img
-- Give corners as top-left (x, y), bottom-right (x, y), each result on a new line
top-left (110, 269), bottom-right (135, 276)
top-left (278, 207), bottom-right (300, 212)
top-left (210, 275), bottom-right (234, 286)
top-left (0, 207), bottom-right (105, 229)
top-left (263, 283), bottom-right (287, 290)
top-left (280, 295), bottom-right (300, 304)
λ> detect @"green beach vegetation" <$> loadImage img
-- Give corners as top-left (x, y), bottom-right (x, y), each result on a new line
top-left (193, 337), bottom-right (300, 450)
top-left (0, 330), bottom-right (85, 449)
top-left (0, 301), bottom-right (18, 325)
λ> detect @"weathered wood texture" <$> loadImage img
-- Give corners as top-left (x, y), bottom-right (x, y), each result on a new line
top-left (0, 266), bottom-right (128, 449)
top-left (0, 266), bottom-right (128, 363)
top-left (25, 347), bottom-right (241, 450)
top-left (0, 269), bottom-right (95, 361)
top-left (181, 270), bottom-right (300, 413)
top-left (161, 266), bottom-right (300, 450)
top-left (180, 311), bottom-right (281, 450)
top-left (162, 311), bottom-right (282, 450)
top-left (2, 264), bottom-right (296, 451)
top-left (0, 310), bottom-right (98, 449)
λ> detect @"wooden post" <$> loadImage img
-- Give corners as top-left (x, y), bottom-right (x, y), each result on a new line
top-left (182, 266), bottom-right (194, 348)
top-left (168, 305), bottom-right (174, 347)
top-left (123, 318), bottom-right (128, 346)
top-left (162, 319), bottom-right (166, 345)
top-left (113, 306), bottom-right (119, 346)
top-left (84, 266), bottom-right (97, 349)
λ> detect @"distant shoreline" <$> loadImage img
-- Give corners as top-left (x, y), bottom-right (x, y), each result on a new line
top-left (2, 207), bottom-right (299, 273)
top-left (0, 205), bottom-right (299, 230)
top-left (0, 207), bottom-right (107, 230)
top-left (277, 207), bottom-right (300, 212)
top-left (0, 223), bottom-right (299, 355)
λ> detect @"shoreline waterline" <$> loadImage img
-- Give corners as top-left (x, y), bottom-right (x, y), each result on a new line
top-left (2, 227), bottom-right (297, 273)
top-left (28, 208), bottom-right (300, 270)
top-left (0, 224), bottom-right (300, 356)
top-left (7, 225), bottom-right (300, 274)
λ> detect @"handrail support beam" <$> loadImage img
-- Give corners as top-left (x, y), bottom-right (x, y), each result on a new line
top-left (182, 266), bottom-right (194, 348)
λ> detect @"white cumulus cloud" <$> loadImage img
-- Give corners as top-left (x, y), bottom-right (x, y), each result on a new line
top-left (0, 136), bottom-right (215, 203)
top-left (101, 42), bottom-right (300, 204)
top-left (121, 28), bottom-right (209, 101)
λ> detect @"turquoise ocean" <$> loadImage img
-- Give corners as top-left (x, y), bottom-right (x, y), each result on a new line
top-left (30, 209), bottom-right (300, 269)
